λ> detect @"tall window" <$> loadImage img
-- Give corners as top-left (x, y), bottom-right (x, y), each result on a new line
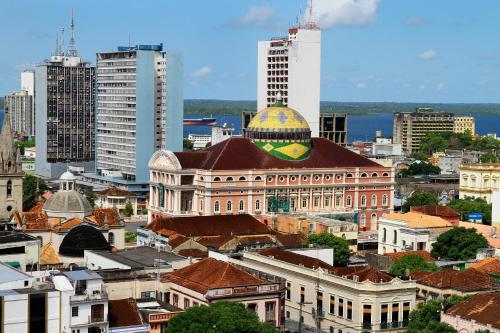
top-left (239, 200), bottom-right (244, 212)
top-left (338, 298), bottom-right (344, 317)
top-left (402, 302), bottom-right (410, 326)
top-left (108, 232), bottom-right (114, 246)
top-left (393, 230), bottom-right (398, 245)
top-left (255, 200), bottom-right (261, 211)
top-left (313, 197), bottom-right (319, 207)
top-left (382, 228), bottom-right (387, 242)
top-left (324, 197), bottom-right (330, 207)
top-left (300, 286), bottom-right (305, 303)
top-left (200, 199), bottom-right (204, 211)
top-left (346, 196), bottom-right (352, 207)
top-left (227, 201), bottom-right (232, 212)
top-left (6, 180), bottom-right (12, 197)
top-left (371, 194), bottom-right (377, 206)
top-left (361, 195), bottom-right (366, 207)
top-left (335, 195), bottom-right (341, 207)
top-left (382, 194), bottom-right (388, 206)
top-left (286, 282), bottom-right (291, 300)
top-left (329, 295), bottom-right (335, 314)
top-left (347, 301), bottom-right (353, 320)
top-left (302, 197), bottom-right (307, 208)
top-left (214, 201), bottom-right (220, 213)
top-left (360, 214), bottom-right (366, 227)
top-left (381, 304), bottom-right (389, 329)
top-left (317, 292), bottom-right (323, 316)
top-left (362, 305), bottom-right (372, 330)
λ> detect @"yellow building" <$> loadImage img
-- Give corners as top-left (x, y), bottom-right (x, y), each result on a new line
top-left (459, 163), bottom-right (500, 203)
top-left (454, 116), bottom-right (475, 135)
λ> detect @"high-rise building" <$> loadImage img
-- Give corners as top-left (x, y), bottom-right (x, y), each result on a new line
top-left (257, 18), bottom-right (321, 136)
top-left (83, 44), bottom-right (183, 195)
top-left (393, 108), bottom-right (454, 154)
top-left (21, 70), bottom-right (35, 134)
top-left (319, 113), bottom-right (348, 146)
top-left (453, 116), bottom-right (475, 136)
top-left (35, 15), bottom-right (96, 179)
top-left (4, 90), bottom-right (33, 135)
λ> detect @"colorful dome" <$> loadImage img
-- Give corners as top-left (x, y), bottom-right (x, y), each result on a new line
top-left (246, 97), bottom-right (311, 160)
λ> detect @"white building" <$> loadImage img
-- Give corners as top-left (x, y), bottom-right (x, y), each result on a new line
top-left (21, 70), bottom-right (35, 134)
top-left (493, 190), bottom-right (500, 230)
top-left (211, 123), bottom-right (235, 145)
top-left (377, 212), bottom-right (453, 254)
top-left (187, 133), bottom-right (211, 150)
top-left (228, 249), bottom-right (416, 333)
top-left (257, 21), bottom-right (321, 136)
top-left (0, 230), bottom-right (40, 271)
top-left (372, 137), bottom-right (403, 157)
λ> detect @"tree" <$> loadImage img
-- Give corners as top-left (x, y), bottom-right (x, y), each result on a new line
top-left (406, 297), bottom-right (465, 333)
top-left (389, 254), bottom-right (438, 276)
top-left (402, 192), bottom-right (438, 213)
top-left (479, 152), bottom-right (499, 163)
top-left (409, 151), bottom-right (428, 161)
top-left (449, 197), bottom-right (492, 224)
top-left (122, 201), bottom-right (134, 217)
top-left (183, 139), bottom-right (194, 151)
top-left (398, 161), bottom-right (441, 178)
top-left (431, 227), bottom-right (489, 260)
top-left (420, 132), bottom-right (449, 155)
top-left (125, 231), bottom-right (136, 243)
top-left (306, 233), bottom-right (350, 266)
top-left (166, 301), bottom-right (277, 333)
top-left (85, 191), bottom-right (97, 208)
top-left (23, 174), bottom-right (47, 203)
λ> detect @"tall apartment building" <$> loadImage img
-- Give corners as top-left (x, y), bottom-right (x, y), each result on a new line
top-left (257, 22), bottom-right (321, 136)
top-left (393, 108), bottom-right (454, 154)
top-left (21, 70), bottom-right (35, 134)
top-left (454, 116), bottom-right (475, 136)
top-left (4, 90), bottom-right (33, 135)
top-left (84, 44), bottom-right (183, 194)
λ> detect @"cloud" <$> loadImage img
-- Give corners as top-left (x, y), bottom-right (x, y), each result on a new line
top-left (404, 17), bottom-right (431, 26)
top-left (436, 82), bottom-right (445, 91)
top-left (305, 0), bottom-right (380, 29)
top-left (228, 5), bottom-right (280, 29)
top-left (418, 50), bottom-right (438, 60)
top-left (190, 66), bottom-right (212, 84)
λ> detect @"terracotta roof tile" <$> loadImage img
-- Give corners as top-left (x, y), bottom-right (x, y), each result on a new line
top-left (196, 235), bottom-right (234, 249)
top-left (97, 186), bottom-right (136, 197)
top-left (445, 291), bottom-right (500, 329)
top-left (384, 250), bottom-right (436, 262)
top-left (177, 249), bottom-right (208, 258)
top-left (410, 205), bottom-right (460, 218)
top-left (236, 235), bottom-right (275, 246)
top-left (108, 298), bottom-right (143, 328)
top-left (91, 208), bottom-right (122, 227)
top-left (167, 234), bottom-right (190, 250)
top-left (174, 137), bottom-right (382, 170)
top-left (330, 266), bottom-right (394, 283)
top-left (414, 268), bottom-right (499, 292)
top-left (27, 202), bottom-right (45, 213)
top-left (162, 258), bottom-right (269, 294)
top-left (39, 242), bottom-right (62, 266)
top-left (470, 258), bottom-right (500, 276)
top-left (274, 233), bottom-right (305, 248)
top-left (382, 212), bottom-right (453, 229)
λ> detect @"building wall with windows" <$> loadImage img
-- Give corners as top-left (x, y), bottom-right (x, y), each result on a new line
top-left (4, 90), bottom-right (33, 135)
top-left (453, 116), bottom-right (475, 135)
top-left (459, 163), bottom-right (500, 203)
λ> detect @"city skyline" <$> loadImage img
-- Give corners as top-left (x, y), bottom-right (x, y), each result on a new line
top-left (1, 0), bottom-right (500, 104)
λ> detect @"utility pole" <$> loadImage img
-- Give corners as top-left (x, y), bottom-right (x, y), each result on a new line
top-left (298, 301), bottom-right (312, 333)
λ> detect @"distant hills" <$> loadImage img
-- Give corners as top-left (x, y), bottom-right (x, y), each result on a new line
top-left (185, 99), bottom-right (500, 116)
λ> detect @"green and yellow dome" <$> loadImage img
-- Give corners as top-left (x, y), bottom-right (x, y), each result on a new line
top-left (246, 97), bottom-right (311, 160)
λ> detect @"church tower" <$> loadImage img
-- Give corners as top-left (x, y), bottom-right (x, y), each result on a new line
top-left (0, 112), bottom-right (23, 221)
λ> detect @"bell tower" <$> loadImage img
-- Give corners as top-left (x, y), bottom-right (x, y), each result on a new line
top-left (0, 112), bottom-right (24, 221)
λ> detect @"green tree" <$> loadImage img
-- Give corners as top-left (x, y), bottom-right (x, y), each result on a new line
top-left (166, 301), bottom-right (277, 333)
top-left (22, 174), bottom-right (47, 203)
top-left (420, 132), bottom-right (449, 155)
top-left (431, 227), bottom-right (489, 260)
top-left (125, 231), bottom-right (137, 243)
top-left (306, 233), bottom-right (350, 266)
top-left (16, 140), bottom-right (35, 155)
top-left (85, 192), bottom-right (97, 208)
top-left (122, 201), bottom-right (134, 217)
top-left (449, 197), bottom-right (492, 224)
top-left (402, 192), bottom-right (438, 213)
top-left (183, 139), bottom-right (194, 151)
top-left (409, 151), bottom-right (428, 161)
top-left (406, 298), bottom-right (466, 333)
top-left (475, 330), bottom-right (492, 333)
top-left (398, 161), bottom-right (441, 178)
top-left (479, 152), bottom-right (499, 163)
top-left (389, 254), bottom-right (438, 276)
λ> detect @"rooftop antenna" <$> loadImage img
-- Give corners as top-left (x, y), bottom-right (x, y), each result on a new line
top-left (68, 9), bottom-right (78, 56)
top-left (60, 27), bottom-right (65, 56)
top-left (54, 32), bottom-right (59, 56)
top-left (306, 0), bottom-right (318, 29)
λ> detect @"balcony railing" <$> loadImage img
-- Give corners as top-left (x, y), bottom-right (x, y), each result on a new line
top-left (149, 311), bottom-right (183, 323)
top-left (362, 322), bottom-right (372, 331)
top-left (70, 290), bottom-right (108, 304)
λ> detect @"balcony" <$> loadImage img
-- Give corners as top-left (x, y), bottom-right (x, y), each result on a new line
top-left (70, 290), bottom-right (108, 304)
top-left (71, 314), bottom-right (108, 328)
top-left (362, 322), bottom-right (372, 331)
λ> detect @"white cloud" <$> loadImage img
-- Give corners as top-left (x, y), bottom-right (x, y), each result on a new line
top-left (419, 50), bottom-right (438, 60)
top-left (436, 82), bottom-right (445, 90)
top-left (305, 0), bottom-right (380, 29)
top-left (404, 17), bottom-right (431, 26)
top-left (190, 66), bottom-right (212, 84)
top-left (356, 82), bottom-right (366, 89)
top-left (229, 5), bottom-right (279, 29)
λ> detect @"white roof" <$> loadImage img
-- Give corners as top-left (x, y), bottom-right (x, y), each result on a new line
top-left (52, 275), bottom-right (74, 292)
top-left (60, 170), bottom-right (76, 180)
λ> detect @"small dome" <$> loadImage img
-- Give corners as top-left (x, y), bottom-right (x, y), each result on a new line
top-left (60, 170), bottom-right (76, 181)
top-left (59, 225), bottom-right (111, 257)
top-left (43, 191), bottom-right (93, 219)
top-left (247, 105), bottom-right (310, 133)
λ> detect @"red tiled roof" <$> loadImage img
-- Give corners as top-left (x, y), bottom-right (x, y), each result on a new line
top-left (177, 249), bottom-right (208, 258)
top-left (27, 202), bottom-right (45, 213)
top-left (167, 234), bottom-right (190, 250)
top-left (108, 298), bottom-right (143, 328)
top-left (274, 233), bottom-right (305, 248)
top-left (237, 235), bottom-right (275, 246)
top-left (384, 250), bottom-right (436, 262)
top-left (470, 258), bottom-right (500, 276)
top-left (147, 214), bottom-right (271, 237)
top-left (162, 258), bottom-right (269, 294)
top-left (410, 205), bottom-right (460, 218)
top-left (174, 137), bottom-right (382, 170)
top-left (97, 186), bottom-right (136, 197)
top-left (445, 291), bottom-right (500, 329)
top-left (196, 235), bottom-right (234, 249)
top-left (91, 208), bottom-right (122, 227)
top-left (413, 268), bottom-right (499, 291)
top-left (331, 266), bottom-right (394, 283)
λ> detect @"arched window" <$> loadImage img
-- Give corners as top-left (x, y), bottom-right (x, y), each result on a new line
top-left (382, 195), bottom-right (388, 206)
top-left (371, 214), bottom-right (377, 230)
top-left (346, 173), bottom-right (353, 178)
top-left (213, 177), bottom-right (221, 182)
top-left (6, 180), bottom-right (12, 198)
top-left (382, 172), bottom-right (389, 177)
top-left (371, 173), bottom-right (378, 177)
top-left (238, 176), bottom-right (246, 181)
top-left (255, 200), bottom-right (261, 211)
top-left (200, 199), bottom-right (204, 211)
top-left (108, 232), bottom-right (115, 246)
top-left (226, 177), bottom-right (234, 182)
top-left (361, 195), bottom-right (366, 207)
top-left (214, 201), bottom-right (220, 213)
top-left (360, 173), bottom-right (368, 178)
top-left (239, 200), bottom-right (244, 212)
top-left (254, 176), bottom-right (262, 181)
top-left (383, 228), bottom-right (387, 242)
top-left (360, 214), bottom-right (366, 227)
top-left (227, 201), bottom-right (232, 212)
top-left (371, 194), bottom-right (377, 206)
top-left (393, 230), bottom-right (397, 245)
top-left (346, 195), bottom-right (352, 207)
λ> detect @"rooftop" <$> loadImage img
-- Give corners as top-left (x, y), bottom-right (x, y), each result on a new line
top-left (108, 298), bottom-right (144, 328)
top-left (0, 230), bottom-right (38, 244)
top-left (410, 205), bottom-right (460, 218)
top-left (382, 212), bottom-right (453, 229)
top-left (383, 250), bottom-right (436, 262)
top-left (63, 270), bottom-right (103, 282)
top-left (97, 186), bottom-right (136, 198)
top-left (0, 262), bottom-right (31, 285)
top-left (470, 258), bottom-right (500, 277)
top-left (445, 291), bottom-right (500, 329)
top-left (412, 268), bottom-right (499, 291)
top-left (90, 246), bottom-right (186, 269)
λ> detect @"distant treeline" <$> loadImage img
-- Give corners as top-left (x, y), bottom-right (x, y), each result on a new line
top-left (0, 97), bottom-right (3, 109)
top-left (185, 99), bottom-right (500, 116)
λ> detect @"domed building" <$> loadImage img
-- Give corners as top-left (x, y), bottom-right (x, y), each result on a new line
top-left (10, 170), bottom-right (125, 265)
top-left (148, 102), bottom-right (394, 232)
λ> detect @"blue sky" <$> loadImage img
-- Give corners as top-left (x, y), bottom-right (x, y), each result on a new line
top-left (1, 0), bottom-right (499, 103)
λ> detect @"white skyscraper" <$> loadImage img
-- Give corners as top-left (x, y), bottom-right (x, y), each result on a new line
top-left (257, 19), bottom-right (321, 136)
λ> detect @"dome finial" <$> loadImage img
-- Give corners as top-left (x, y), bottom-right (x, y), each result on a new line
top-left (273, 92), bottom-right (284, 107)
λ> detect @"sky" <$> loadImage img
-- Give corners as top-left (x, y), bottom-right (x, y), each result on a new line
top-left (1, 0), bottom-right (499, 103)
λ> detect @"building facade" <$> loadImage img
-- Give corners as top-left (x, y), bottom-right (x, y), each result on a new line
top-left (4, 90), bottom-right (33, 135)
top-left (93, 44), bottom-right (183, 187)
top-left (149, 102), bottom-right (394, 232)
top-left (459, 163), bottom-right (500, 203)
top-left (393, 108), bottom-right (454, 154)
top-left (21, 69), bottom-right (35, 135)
top-left (257, 22), bottom-right (321, 136)
top-left (454, 116), bottom-right (475, 136)
top-left (34, 53), bottom-right (96, 178)
top-left (0, 113), bottom-right (23, 222)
